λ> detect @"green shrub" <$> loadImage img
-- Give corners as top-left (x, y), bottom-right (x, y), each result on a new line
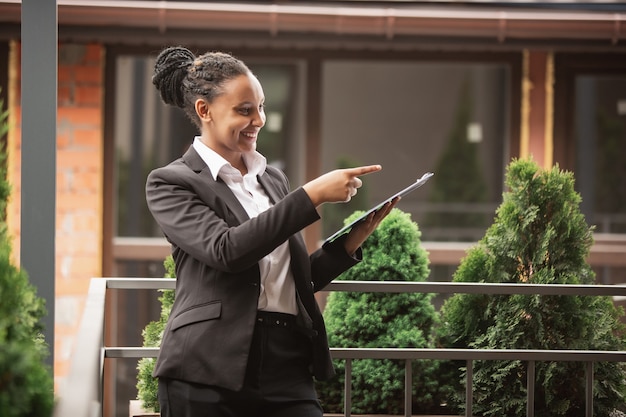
top-left (136, 255), bottom-right (176, 412)
top-left (317, 208), bottom-right (448, 414)
top-left (0, 88), bottom-right (54, 417)
top-left (438, 158), bottom-right (626, 416)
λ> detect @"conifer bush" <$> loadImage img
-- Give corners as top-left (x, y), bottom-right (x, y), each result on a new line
top-left (438, 158), bottom-right (626, 416)
top-left (317, 208), bottom-right (448, 414)
top-left (136, 255), bottom-right (176, 412)
top-left (0, 89), bottom-right (55, 417)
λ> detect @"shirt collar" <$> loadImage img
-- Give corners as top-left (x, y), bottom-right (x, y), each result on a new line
top-left (192, 136), bottom-right (266, 181)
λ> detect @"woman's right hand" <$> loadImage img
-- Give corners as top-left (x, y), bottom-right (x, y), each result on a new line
top-left (302, 165), bottom-right (382, 207)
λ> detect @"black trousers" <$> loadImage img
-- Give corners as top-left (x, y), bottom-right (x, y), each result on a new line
top-left (158, 312), bottom-right (323, 417)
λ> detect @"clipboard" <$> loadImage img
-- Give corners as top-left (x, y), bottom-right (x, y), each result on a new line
top-left (324, 172), bottom-right (434, 243)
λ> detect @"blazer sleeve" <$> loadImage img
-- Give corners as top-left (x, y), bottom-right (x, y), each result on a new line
top-left (310, 234), bottom-right (362, 291)
top-left (146, 160), bottom-right (321, 273)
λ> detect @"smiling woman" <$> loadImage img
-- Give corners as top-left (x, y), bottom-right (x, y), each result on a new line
top-left (143, 46), bottom-right (396, 417)
top-left (109, 55), bottom-right (307, 413)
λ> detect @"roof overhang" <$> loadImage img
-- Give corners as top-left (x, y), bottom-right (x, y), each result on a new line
top-left (1, 0), bottom-right (624, 51)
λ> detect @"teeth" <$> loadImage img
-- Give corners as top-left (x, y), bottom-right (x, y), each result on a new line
top-left (242, 132), bottom-right (256, 138)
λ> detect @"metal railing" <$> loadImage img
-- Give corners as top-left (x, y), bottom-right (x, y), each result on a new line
top-left (53, 278), bottom-right (626, 417)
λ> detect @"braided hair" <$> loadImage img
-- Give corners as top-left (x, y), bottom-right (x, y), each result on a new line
top-left (152, 46), bottom-right (251, 130)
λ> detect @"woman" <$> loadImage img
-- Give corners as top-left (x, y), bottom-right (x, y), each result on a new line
top-left (146, 46), bottom-right (396, 417)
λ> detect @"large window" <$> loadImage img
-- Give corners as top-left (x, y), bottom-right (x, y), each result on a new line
top-left (320, 61), bottom-right (511, 243)
top-left (572, 73), bottom-right (626, 289)
top-left (554, 53), bottom-right (626, 287)
top-left (574, 75), bottom-right (626, 234)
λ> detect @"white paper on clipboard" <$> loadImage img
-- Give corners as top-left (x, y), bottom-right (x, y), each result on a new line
top-left (324, 172), bottom-right (434, 243)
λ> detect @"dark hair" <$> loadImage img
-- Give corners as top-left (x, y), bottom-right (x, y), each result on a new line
top-left (152, 46), bottom-right (251, 129)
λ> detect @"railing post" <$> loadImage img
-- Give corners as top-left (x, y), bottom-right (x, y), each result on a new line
top-left (344, 359), bottom-right (352, 417)
top-left (586, 361), bottom-right (594, 417)
top-left (527, 360), bottom-right (535, 417)
top-left (404, 359), bottom-right (412, 417)
top-left (466, 359), bottom-right (473, 417)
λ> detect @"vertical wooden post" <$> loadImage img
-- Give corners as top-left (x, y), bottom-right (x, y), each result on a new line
top-left (520, 50), bottom-right (554, 169)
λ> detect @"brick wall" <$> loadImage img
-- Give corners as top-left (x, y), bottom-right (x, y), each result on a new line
top-left (7, 41), bottom-right (104, 389)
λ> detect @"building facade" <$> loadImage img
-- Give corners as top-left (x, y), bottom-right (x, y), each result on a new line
top-left (1, 1), bottom-right (626, 416)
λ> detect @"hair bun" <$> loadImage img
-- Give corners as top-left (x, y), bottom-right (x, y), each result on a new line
top-left (152, 46), bottom-right (195, 107)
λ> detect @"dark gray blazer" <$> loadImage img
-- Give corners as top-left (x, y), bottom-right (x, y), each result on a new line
top-left (145, 146), bottom-right (360, 391)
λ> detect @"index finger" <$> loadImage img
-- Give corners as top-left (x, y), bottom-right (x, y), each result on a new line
top-left (345, 164), bottom-right (382, 177)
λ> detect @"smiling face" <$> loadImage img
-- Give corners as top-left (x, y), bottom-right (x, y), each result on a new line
top-left (196, 72), bottom-right (266, 169)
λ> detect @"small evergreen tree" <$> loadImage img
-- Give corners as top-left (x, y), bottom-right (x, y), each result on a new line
top-left (0, 88), bottom-right (55, 417)
top-left (438, 158), bottom-right (626, 416)
top-left (136, 255), bottom-right (176, 412)
top-left (318, 208), bottom-right (447, 414)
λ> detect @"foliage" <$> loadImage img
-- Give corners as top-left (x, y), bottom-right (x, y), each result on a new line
top-left (317, 209), bottom-right (449, 414)
top-left (437, 158), bottom-right (626, 416)
top-left (0, 87), bottom-right (55, 417)
top-left (136, 255), bottom-right (176, 412)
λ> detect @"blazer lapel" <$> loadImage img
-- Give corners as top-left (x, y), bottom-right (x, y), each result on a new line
top-left (257, 171), bottom-right (282, 205)
top-left (185, 148), bottom-right (317, 317)
top-left (182, 146), bottom-right (250, 224)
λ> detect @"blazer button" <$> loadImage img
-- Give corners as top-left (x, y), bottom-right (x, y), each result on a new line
top-left (310, 281), bottom-right (315, 290)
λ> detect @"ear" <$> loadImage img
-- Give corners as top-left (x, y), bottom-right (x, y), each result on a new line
top-left (195, 99), bottom-right (211, 122)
